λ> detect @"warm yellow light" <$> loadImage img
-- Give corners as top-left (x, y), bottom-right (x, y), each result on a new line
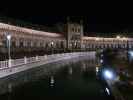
top-left (116, 35), bottom-right (120, 39)
top-left (95, 37), bottom-right (100, 41)
top-left (51, 42), bottom-right (54, 45)
top-left (122, 37), bottom-right (127, 40)
top-left (7, 34), bottom-right (11, 40)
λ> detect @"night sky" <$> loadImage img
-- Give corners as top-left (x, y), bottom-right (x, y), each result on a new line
top-left (0, 3), bottom-right (133, 34)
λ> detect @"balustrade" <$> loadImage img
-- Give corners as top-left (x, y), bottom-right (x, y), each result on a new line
top-left (0, 52), bottom-right (95, 70)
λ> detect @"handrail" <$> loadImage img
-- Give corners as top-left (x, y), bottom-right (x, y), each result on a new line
top-left (0, 52), bottom-right (96, 70)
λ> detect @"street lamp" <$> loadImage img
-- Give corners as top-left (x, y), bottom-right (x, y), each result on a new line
top-left (122, 37), bottom-right (127, 40)
top-left (51, 42), bottom-right (54, 54)
top-left (116, 35), bottom-right (121, 48)
top-left (116, 35), bottom-right (120, 39)
top-left (126, 38), bottom-right (129, 62)
top-left (7, 34), bottom-right (11, 60)
top-left (74, 41), bottom-right (77, 51)
top-left (95, 37), bottom-right (100, 41)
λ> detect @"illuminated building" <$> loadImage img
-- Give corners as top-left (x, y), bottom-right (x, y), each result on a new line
top-left (0, 20), bottom-right (133, 60)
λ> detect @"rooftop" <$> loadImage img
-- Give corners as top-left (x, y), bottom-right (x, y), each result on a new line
top-left (0, 22), bottom-right (63, 38)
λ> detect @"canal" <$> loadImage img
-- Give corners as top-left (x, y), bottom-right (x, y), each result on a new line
top-left (0, 56), bottom-right (115, 100)
top-left (101, 49), bottom-right (133, 100)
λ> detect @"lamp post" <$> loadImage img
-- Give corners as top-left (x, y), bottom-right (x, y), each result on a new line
top-left (6, 34), bottom-right (11, 68)
top-left (126, 38), bottom-right (129, 62)
top-left (51, 42), bottom-right (54, 54)
top-left (121, 36), bottom-right (129, 62)
top-left (116, 35), bottom-right (121, 49)
top-left (116, 35), bottom-right (120, 39)
top-left (95, 37), bottom-right (99, 51)
top-left (7, 34), bottom-right (11, 60)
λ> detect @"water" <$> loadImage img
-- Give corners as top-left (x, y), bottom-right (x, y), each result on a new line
top-left (0, 57), bottom-right (114, 100)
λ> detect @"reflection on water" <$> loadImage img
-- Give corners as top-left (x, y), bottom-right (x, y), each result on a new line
top-left (68, 67), bottom-right (73, 75)
top-left (8, 83), bottom-right (12, 93)
top-left (50, 76), bottom-right (55, 87)
top-left (0, 56), bottom-right (114, 100)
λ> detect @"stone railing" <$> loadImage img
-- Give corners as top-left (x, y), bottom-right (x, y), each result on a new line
top-left (0, 52), bottom-right (96, 70)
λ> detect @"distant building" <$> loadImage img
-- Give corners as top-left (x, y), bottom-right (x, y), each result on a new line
top-left (0, 18), bottom-right (133, 60)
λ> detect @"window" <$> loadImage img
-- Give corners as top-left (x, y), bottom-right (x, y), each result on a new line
top-left (2, 40), bottom-right (6, 47)
top-left (12, 41), bottom-right (16, 47)
top-left (75, 28), bottom-right (77, 33)
top-left (71, 27), bottom-right (74, 32)
top-left (45, 43), bottom-right (49, 48)
top-left (34, 42), bottom-right (37, 47)
top-left (78, 28), bottom-right (80, 32)
top-left (40, 42), bottom-right (43, 47)
top-left (27, 41), bottom-right (31, 47)
top-left (20, 41), bottom-right (24, 47)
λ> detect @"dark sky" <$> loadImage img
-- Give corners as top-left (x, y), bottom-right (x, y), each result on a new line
top-left (0, 3), bottom-right (133, 33)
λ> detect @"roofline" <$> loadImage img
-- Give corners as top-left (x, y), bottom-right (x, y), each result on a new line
top-left (0, 22), bottom-right (63, 38)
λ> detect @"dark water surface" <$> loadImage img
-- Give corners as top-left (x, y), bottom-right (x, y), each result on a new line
top-left (0, 57), bottom-right (114, 100)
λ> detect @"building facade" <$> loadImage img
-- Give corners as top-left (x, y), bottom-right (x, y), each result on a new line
top-left (0, 22), bottom-right (66, 52)
top-left (0, 21), bottom-right (133, 59)
top-left (67, 20), bottom-right (83, 49)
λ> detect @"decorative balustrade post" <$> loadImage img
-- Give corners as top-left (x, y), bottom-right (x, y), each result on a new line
top-left (36, 56), bottom-right (38, 61)
top-left (44, 55), bottom-right (47, 60)
top-left (8, 59), bottom-right (11, 68)
top-left (24, 56), bottom-right (27, 64)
